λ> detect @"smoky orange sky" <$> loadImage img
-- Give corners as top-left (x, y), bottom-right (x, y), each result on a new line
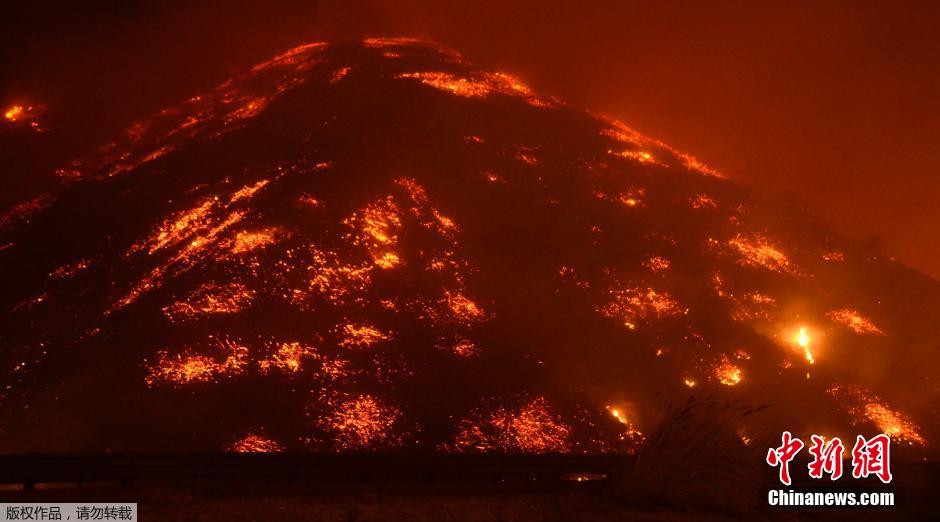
top-left (2, 0), bottom-right (938, 278)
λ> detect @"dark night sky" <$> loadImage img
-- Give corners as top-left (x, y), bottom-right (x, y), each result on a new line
top-left (2, 0), bottom-right (938, 278)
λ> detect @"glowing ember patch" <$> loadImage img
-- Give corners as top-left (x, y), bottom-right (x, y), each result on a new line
top-left (396, 71), bottom-right (550, 107)
top-left (48, 259), bottom-right (92, 280)
top-left (338, 323), bottom-right (390, 348)
top-left (483, 171), bottom-right (503, 183)
top-left (231, 227), bottom-right (281, 254)
top-left (225, 97), bottom-right (270, 124)
top-left (452, 397), bottom-right (571, 453)
top-left (711, 273), bottom-right (777, 321)
top-left (600, 118), bottom-right (721, 177)
top-left (138, 199), bottom-right (215, 255)
top-left (432, 210), bottom-right (457, 231)
top-left (230, 179), bottom-right (270, 202)
top-left (228, 433), bottom-right (284, 453)
top-left (600, 121), bottom-right (652, 148)
top-left (321, 395), bottom-right (402, 450)
top-left (605, 405), bottom-right (645, 445)
top-left (450, 338), bottom-right (481, 358)
top-left (297, 195), bottom-right (321, 208)
top-left (320, 358), bottom-right (352, 381)
top-left (363, 37), bottom-right (458, 57)
top-left (443, 290), bottom-right (487, 323)
top-left (345, 196), bottom-right (403, 265)
top-left (714, 355), bottom-right (743, 386)
top-left (732, 292), bottom-right (777, 321)
top-left (187, 210), bottom-right (244, 254)
top-left (677, 153), bottom-right (722, 178)
top-left (145, 338), bottom-right (247, 386)
top-left (598, 286), bottom-right (682, 329)
top-left (514, 147), bottom-right (540, 165)
top-left (609, 149), bottom-right (655, 164)
top-left (564, 473), bottom-right (608, 482)
top-left (394, 177), bottom-right (428, 204)
top-left (330, 66), bottom-right (352, 83)
top-left (259, 342), bottom-right (316, 374)
top-left (0, 194), bottom-right (54, 231)
top-left (116, 208), bottom-right (246, 312)
top-left (643, 256), bottom-right (671, 273)
top-left (557, 265), bottom-right (590, 289)
top-left (826, 309), bottom-right (884, 335)
top-left (58, 41), bottom-right (326, 180)
top-left (397, 72), bottom-right (493, 98)
top-left (301, 249), bottom-right (373, 305)
top-left (142, 145), bottom-right (173, 164)
top-left (344, 181), bottom-right (461, 270)
top-left (829, 385), bottom-right (926, 446)
top-left (617, 187), bottom-right (646, 207)
top-left (163, 282), bottom-right (254, 322)
top-left (683, 378), bottom-right (697, 388)
top-left (689, 194), bottom-right (718, 209)
top-left (374, 251), bottom-right (401, 269)
top-left (728, 234), bottom-right (794, 274)
top-left (12, 292), bottom-right (47, 311)
top-left (253, 41), bottom-right (326, 71)
top-left (863, 403), bottom-right (925, 445)
top-left (822, 251), bottom-right (845, 262)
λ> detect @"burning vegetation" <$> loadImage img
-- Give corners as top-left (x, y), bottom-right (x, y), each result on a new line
top-left (826, 308), bottom-right (885, 336)
top-left (0, 39), bottom-right (937, 457)
top-left (829, 385), bottom-right (926, 446)
top-left (227, 432), bottom-right (284, 453)
top-left (450, 397), bottom-right (572, 453)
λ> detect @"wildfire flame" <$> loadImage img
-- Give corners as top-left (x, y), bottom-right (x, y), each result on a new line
top-left (4, 105), bottom-right (25, 121)
top-left (794, 326), bottom-right (815, 364)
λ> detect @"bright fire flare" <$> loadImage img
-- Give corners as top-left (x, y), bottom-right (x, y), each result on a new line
top-left (795, 326), bottom-right (815, 364)
top-left (4, 105), bottom-right (25, 121)
top-left (607, 406), bottom-right (628, 425)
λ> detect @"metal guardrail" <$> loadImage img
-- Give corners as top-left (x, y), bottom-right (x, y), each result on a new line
top-left (0, 454), bottom-right (631, 489)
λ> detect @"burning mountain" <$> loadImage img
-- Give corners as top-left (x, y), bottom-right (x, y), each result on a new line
top-left (0, 39), bottom-right (937, 455)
